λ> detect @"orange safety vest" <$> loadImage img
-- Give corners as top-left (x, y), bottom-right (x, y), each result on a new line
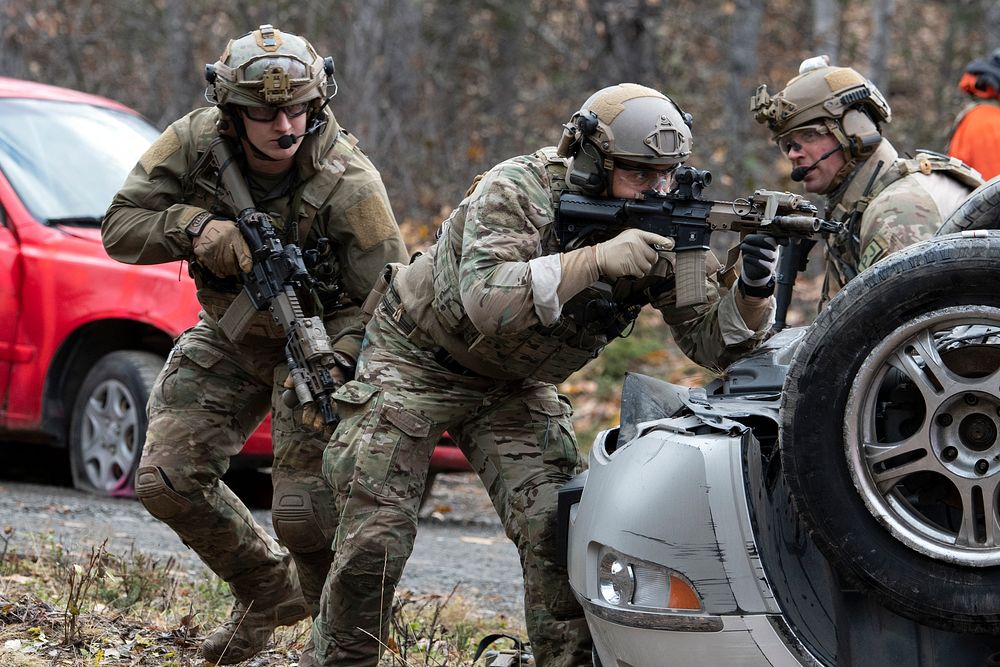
top-left (948, 102), bottom-right (1000, 181)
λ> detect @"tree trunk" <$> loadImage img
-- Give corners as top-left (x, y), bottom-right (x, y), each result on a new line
top-left (812, 0), bottom-right (840, 64)
top-left (726, 0), bottom-right (765, 184)
top-left (159, 0), bottom-right (192, 128)
top-left (869, 0), bottom-right (895, 95)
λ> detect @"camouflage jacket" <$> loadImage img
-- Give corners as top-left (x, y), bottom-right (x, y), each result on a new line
top-left (102, 106), bottom-right (407, 360)
top-left (822, 139), bottom-right (980, 302)
top-left (393, 148), bottom-right (773, 383)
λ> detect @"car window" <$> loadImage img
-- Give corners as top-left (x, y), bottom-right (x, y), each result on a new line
top-left (0, 98), bottom-right (159, 224)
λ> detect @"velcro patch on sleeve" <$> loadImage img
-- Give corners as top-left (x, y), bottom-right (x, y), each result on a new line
top-left (345, 194), bottom-right (397, 251)
top-left (139, 126), bottom-right (181, 173)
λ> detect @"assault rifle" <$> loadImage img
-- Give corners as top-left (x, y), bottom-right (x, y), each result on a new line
top-left (209, 137), bottom-right (340, 427)
top-left (555, 165), bottom-right (843, 315)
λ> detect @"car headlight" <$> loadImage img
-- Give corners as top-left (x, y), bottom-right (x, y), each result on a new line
top-left (597, 547), bottom-right (702, 611)
top-left (598, 552), bottom-right (635, 605)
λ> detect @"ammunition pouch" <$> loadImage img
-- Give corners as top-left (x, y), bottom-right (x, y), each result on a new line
top-left (460, 283), bottom-right (640, 384)
top-left (198, 288), bottom-right (286, 339)
top-left (361, 262), bottom-right (403, 327)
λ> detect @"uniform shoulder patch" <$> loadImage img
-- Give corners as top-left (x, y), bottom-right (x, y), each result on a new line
top-left (139, 126), bottom-right (181, 174)
top-left (345, 194), bottom-right (397, 251)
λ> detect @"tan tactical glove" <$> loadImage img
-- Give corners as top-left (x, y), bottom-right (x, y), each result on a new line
top-left (595, 229), bottom-right (675, 279)
top-left (282, 364), bottom-right (347, 438)
top-left (192, 218), bottom-right (252, 277)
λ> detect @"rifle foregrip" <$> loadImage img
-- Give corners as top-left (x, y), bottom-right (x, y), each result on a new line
top-left (674, 251), bottom-right (707, 308)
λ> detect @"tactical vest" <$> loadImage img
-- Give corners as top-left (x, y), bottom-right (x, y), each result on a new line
top-left (181, 122), bottom-right (359, 337)
top-left (824, 149), bottom-right (982, 290)
top-left (428, 148), bottom-right (646, 384)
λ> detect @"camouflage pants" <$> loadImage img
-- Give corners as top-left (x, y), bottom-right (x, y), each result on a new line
top-left (311, 304), bottom-right (592, 667)
top-left (137, 317), bottom-right (339, 613)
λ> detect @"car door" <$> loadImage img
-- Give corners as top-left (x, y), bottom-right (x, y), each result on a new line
top-left (0, 203), bottom-right (22, 415)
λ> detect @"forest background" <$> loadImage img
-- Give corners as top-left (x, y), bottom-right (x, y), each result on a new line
top-left (2, 0), bottom-right (998, 439)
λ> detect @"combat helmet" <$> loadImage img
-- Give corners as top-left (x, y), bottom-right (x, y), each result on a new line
top-left (750, 55), bottom-right (890, 162)
top-left (206, 24), bottom-right (334, 110)
top-left (556, 83), bottom-right (693, 195)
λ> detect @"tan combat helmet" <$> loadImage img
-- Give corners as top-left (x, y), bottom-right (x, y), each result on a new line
top-left (557, 83), bottom-right (693, 195)
top-left (205, 24), bottom-right (334, 111)
top-left (750, 56), bottom-right (890, 162)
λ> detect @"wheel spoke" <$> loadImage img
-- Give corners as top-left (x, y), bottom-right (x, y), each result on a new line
top-left (106, 383), bottom-right (131, 420)
top-left (985, 478), bottom-right (1000, 548)
top-left (888, 329), bottom-right (962, 407)
top-left (87, 394), bottom-right (112, 420)
top-left (88, 447), bottom-right (114, 483)
top-left (871, 451), bottom-right (939, 494)
top-left (954, 477), bottom-right (1000, 548)
top-left (864, 431), bottom-right (930, 467)
top-left (82, 411), bottom-right (105, 454)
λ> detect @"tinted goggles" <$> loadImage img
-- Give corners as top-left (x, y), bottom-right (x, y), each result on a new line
top-left (242, 102), bottom-right (310, 123)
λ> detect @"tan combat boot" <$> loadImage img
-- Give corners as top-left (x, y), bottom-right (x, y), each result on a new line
top-left (200, 588), bottom-right (310, 665)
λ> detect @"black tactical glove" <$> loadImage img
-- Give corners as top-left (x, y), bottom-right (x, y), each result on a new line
top-left (739, 234), bottom-right (779, 297)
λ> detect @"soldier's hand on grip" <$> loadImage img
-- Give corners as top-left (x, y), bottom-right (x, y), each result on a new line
top-left (282, 367), bottom-right (345, 438)
top-left (595, 229), bottom-right (675, 278)
top-left (192, 218), bottom-right (253, 277)
top-left (739, 233), bottom-right (779, 290)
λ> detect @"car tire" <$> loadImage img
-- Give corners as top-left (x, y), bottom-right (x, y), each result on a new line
top-left (937, 174), bottom-right (1000, 235)
top-left (69, 351), bottom-right (164, 497)
top-left (780, 232), bottom-right (1000, 633)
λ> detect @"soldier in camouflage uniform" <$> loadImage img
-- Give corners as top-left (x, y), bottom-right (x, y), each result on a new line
top-left (751, 56), bottom-right (982, 304)
top-left (101, 25), bottom-right (407, 665)
top-left (306, 84), bottom-right (779, 667)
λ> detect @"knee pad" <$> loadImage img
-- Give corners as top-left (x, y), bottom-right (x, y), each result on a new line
top-left (135, 466), bottom-right (193, 520)
top-left (272, 488), bottom-right (329, 553)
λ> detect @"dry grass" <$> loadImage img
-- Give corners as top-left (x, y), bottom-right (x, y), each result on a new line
top-left (0, 531), bottom-right (524, 666)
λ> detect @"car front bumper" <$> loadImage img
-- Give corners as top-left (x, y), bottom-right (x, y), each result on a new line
top-left (566, 411), bottom-right (820, 667)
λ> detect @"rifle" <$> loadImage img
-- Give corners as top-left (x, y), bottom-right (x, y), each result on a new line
top-left (555, 165), bottom-right (842, 309)
top-left (208, 136), bottom-right (340, 427)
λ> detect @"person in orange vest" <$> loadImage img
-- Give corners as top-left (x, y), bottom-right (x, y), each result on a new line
top-left (948, 48), bottom-right (1000, 180)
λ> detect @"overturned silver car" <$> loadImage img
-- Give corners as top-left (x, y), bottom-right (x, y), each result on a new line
top-left (560, 180), bottom-right (1000, 666)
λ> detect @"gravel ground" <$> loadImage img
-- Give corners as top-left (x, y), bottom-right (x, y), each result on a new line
top-left (0, 468), bottom-right (525, 621)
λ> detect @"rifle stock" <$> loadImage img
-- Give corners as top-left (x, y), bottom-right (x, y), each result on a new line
top-left (208, 137), bottom-right (340, 427)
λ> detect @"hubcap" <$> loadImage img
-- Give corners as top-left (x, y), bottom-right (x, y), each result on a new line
top-left (80, 379), bottom-right (140, 494)
top-left (846, 308), bottom-right (1000, 566)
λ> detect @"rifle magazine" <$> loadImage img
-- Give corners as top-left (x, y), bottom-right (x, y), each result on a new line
top-left (674, 251), bottom-right (708, 308)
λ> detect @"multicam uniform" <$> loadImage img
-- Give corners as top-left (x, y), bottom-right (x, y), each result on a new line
top-left (821, 139), bottom-right (981, 301)
top-left (311, 149), bottom-right (773, 666)
top-left (102, 105), bottom-right (406, 620)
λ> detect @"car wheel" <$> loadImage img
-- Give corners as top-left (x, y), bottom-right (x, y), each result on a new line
top-left (69, 351), bottom-right (164, 497)
top-left (937, 174), bottom-right (1000, 235)
top-left (780, 232), bottom-right (1000, 633)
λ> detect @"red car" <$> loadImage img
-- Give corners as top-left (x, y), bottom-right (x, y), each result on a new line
top-left (0, 77), bottom-right (468, 498)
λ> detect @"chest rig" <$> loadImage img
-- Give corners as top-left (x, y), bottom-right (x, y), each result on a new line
top-left (180, 126), bottom-right (358, 335)
top-left (429, 148), bottom-right (649, 384)
top-left (824, 150), bottom-right (982, 291)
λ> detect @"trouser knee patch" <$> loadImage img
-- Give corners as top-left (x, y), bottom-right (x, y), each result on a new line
top-left (273, 490), bottom-right (327, 552)
top-left (135, 466), bottom-right (192, 520)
